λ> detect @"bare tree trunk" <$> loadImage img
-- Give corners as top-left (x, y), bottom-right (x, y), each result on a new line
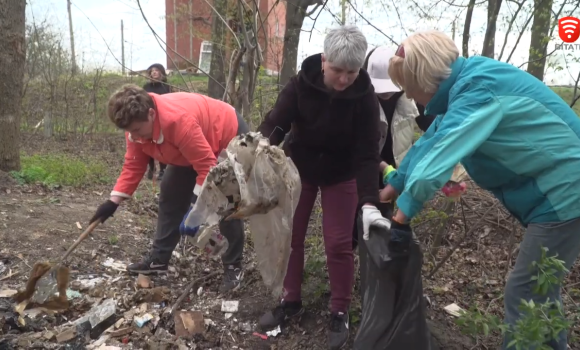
top-left (207, 0), bottom-right (227, 99)
top-left (527, 0), bottom-right (553, 80)
top-left (462, 0), bottom-right (477, 58)
top-left (0, 0), bottom-right (26, 172)
top-left (280, 0), bottom-right (322, 87)
top-left (121, 20), bottom-right (125, 75)
top-left (340, 0), bottom-right (347, 25)
top-left (481, 0), bottom-right (503, 58)
top-left (67, 0), bottom-right (77, 75)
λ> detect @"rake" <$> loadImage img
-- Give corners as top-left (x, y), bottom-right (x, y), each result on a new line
top-left (13, 219), bottom-right (101, 310)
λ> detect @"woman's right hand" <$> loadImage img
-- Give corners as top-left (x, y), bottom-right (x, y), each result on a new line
top-left (379, 184), bottom-right (398, 203)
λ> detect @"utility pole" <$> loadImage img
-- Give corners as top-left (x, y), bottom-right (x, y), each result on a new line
top-left (67, 0), bottom-right (77, 75)
top-left (121, 20), bottom-right (125, 75)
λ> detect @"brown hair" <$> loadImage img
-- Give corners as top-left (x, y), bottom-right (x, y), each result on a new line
top-left (107, 84), bottom-right (154, 129)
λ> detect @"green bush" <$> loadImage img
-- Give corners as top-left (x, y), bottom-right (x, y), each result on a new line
top-left (11, 154), bottom-right (110, 187)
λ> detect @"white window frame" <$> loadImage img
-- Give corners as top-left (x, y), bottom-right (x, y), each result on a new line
top-left (198, 41), bottom-right (213, 74)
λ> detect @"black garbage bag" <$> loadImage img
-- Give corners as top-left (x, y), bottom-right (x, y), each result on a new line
top-left (354, 202), bottom-right (435, 350)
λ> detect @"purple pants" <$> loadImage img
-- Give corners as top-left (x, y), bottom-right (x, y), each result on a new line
top-left (283, 179), bottom-right (358, 313)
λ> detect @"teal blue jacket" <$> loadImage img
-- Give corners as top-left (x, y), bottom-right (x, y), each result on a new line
top-left (387, 55), bottom-right (580, 225)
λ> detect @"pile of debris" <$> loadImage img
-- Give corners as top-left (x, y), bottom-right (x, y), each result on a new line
top-left (0, 254), bottom-right (272, 349)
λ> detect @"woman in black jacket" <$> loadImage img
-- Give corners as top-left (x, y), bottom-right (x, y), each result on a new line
top-left (256, 25), bottom-right (390, 350)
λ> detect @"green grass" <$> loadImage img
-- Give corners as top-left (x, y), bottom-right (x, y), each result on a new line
top-left (10, 153), bottom-right (110, 187)
top-left (551, 87), bottom-right (580, 116)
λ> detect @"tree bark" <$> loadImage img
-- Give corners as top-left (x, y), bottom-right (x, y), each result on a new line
top-left (481, 0), bottom-right (503, 58)
top-left (0, 0), bottom-right (26, 172)
top-left (207, 0), bottom-right (227, 99)
top-left (527, 0), bottom-right (553, 81)
top-left (462, 0), bottom-right (477, 58)
top-left (279, 0), bottom-right (322, 87)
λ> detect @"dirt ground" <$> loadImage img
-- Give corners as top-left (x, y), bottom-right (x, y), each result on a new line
top-left (0, 133), bottom-right (578, 350)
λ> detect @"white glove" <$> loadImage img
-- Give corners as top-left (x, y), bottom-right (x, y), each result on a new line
top-left (193, 184), bottom-right (202, 196)
top-left (361, 205), bottom-right (391, 241)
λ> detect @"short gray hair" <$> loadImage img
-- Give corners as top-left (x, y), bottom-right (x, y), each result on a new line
top-left (323, 25), bottom-right (368, 70)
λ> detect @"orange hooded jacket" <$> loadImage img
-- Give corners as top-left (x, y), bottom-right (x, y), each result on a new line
top-left (110, 92), bottom-right (239, 199)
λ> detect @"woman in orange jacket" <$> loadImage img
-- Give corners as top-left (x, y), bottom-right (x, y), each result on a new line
top-left (89, 84), bottom-right (249, 293)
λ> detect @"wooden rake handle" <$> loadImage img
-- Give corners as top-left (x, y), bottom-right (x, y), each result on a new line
top-left (60, 220), bottom-right (101, 263)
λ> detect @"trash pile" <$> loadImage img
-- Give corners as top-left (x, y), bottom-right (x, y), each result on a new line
top-left (1, 254), bottom-right (282, 349)
top-left (185, 131), bottom-right (302, 297)
top-left (0, 133), bottom-right (302, 348)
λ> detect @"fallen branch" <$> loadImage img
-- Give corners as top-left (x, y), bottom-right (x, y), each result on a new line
top-left (170, 271), bottom-right (220, 315)
top-left (0, 270), bottom-right (19, 281)
top-left (427, 203), bottom-right (497, 279)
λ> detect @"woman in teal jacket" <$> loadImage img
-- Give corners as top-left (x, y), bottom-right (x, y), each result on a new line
top-left (380, 30), bottom-right (580, 350)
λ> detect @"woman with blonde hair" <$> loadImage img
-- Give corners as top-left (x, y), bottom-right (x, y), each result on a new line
top-left (380, 30), bottom-right (580, 350)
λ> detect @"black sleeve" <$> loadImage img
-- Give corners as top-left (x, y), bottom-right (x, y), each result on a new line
top-left (415, 103), bottom-right (436, 132)
top-left (354, 92), bottom-right (381, 207)
top-left (257, 78), bottom-right (299, 146)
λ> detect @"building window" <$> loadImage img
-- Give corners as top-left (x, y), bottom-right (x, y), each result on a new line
top-left (198, 41), bottom-right (212, 74)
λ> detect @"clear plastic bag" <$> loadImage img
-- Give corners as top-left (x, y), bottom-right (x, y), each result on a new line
top-left (184, 132), bottom-right (301, 297)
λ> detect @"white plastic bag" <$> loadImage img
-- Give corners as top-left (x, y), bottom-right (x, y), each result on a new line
top-left (185, 132), bottom-right (301, 297)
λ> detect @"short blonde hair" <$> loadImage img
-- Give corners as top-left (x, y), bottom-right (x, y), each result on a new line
top-left (107, 84), bottom-right (154, 129)
top-left (388, 30), bottom-right (459, 97)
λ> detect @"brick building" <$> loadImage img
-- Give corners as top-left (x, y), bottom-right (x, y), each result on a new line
top-left (165, 0), bottom-right (286, 75)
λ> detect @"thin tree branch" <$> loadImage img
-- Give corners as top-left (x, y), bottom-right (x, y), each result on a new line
top-left (70, 2), bottom-right (186, 92)
top-left (391, 0), bottom-right (408, 38)
top-left (201, 0), bottom-right (242, 48)
top-left (308, 0), bottom-right (329, 41)
top-left (517, 47), bottom-right (558, 69)
top-left (346, 0), bottom-right (398, 46)
top-left (427, 203), bottom-right (497, 279)
top-left (306, 2), bottom-right (322, 16)
top-left (498, 0), bottom-right (526, 61)
top-left (506, 9), bottom-right (534, 63)
top-left (135, 0), bottom-right (229, 96)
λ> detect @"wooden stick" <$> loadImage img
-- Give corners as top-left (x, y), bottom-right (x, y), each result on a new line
top-left (170, 271), bottom-right (220, 315)
top-left (61, 220), bottom-right (101, 262)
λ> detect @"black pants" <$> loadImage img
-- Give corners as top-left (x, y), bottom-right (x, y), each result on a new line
top-left (151, 112), bottom-right (250, 265)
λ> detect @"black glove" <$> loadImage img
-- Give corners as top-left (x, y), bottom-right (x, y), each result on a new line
top-left (389, 219), bottom-right (413, 255)
top-left (90, 200), bottom-right (119, 224)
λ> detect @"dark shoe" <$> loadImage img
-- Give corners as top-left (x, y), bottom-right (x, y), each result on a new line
top-left (219, 264), bottom-right (243, 293)
top-left (127, 254), bottom-right (168, 275)
top-left (146, 168), bottom-right (154, 180)
top-left (328, 312), bottom-right (349, 349)
top-left (157, 170), bottom-right (164, 182)
top-left (258, 300), bottom-right (304, 330)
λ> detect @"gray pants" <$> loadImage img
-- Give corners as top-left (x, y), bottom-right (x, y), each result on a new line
top-left (503, 217), bottom-right (580, 349)
top-left (151, 112), bottom-right (250, 266)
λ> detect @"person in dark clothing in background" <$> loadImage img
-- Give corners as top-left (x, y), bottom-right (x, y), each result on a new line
top-left (256, 25), bottom-right (390, 350)
top-left (348, 46), bottom-right (436, 251)
top-left (142, 63), bottom-right (172, 181)
top-left (364, 46), bottom-right (435, 177)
